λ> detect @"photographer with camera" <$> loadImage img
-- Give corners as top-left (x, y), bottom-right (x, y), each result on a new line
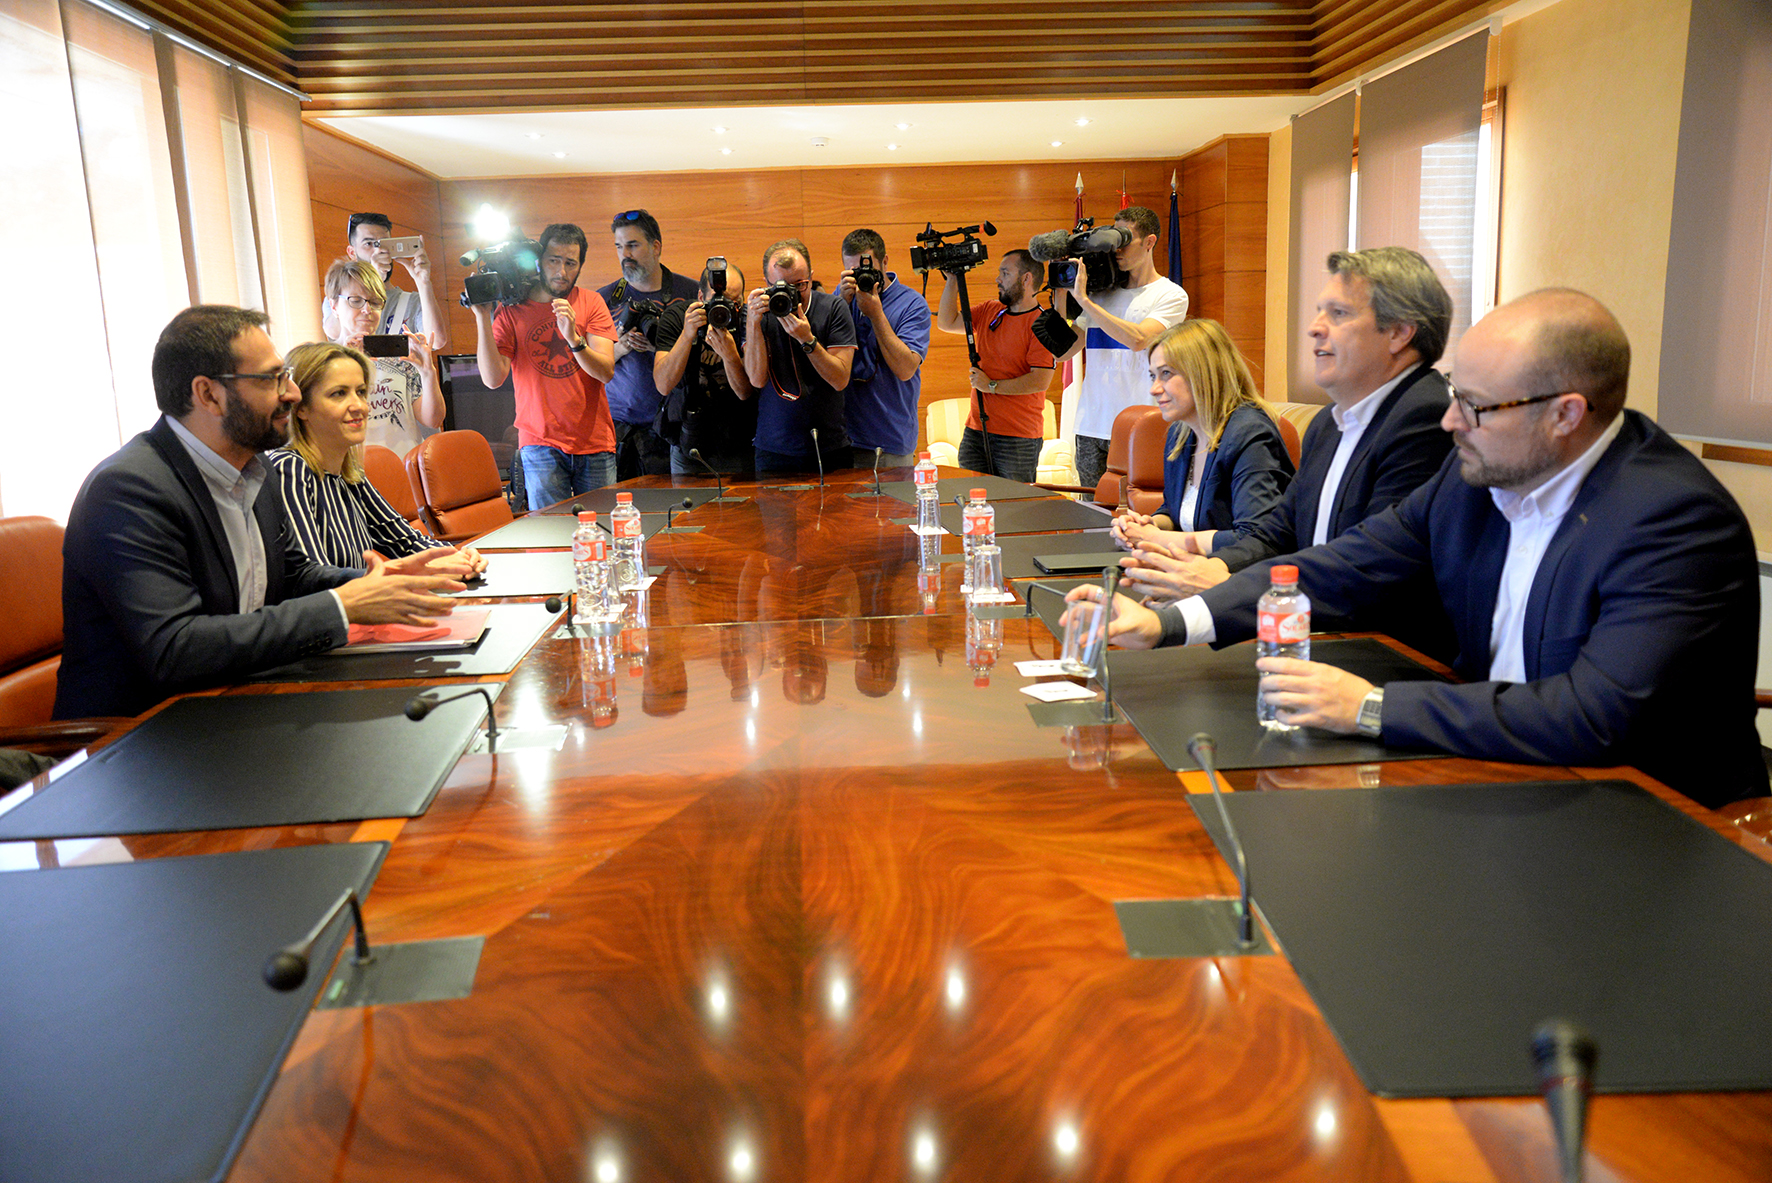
top-left (597, 209), bottom-right (699, 479)
top-left (742, 238), bottom-right (857, 474)
top-left (935, 249), bottom-right (1055, 483)
top-left (324, 257), bottom-right (444, 456)
top-left (320, 212), bottom-right (447, 350)
top-left (653, 259), bottom-right (755, 475)
top-left (470, 223), bottom-right (618, 510)
top-left (835, 229), bottom-right (930, 469)
top-left (1050, 205), bottom-right (1189, 491)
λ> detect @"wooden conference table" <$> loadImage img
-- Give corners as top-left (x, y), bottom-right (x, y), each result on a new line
top-left (34, 467), bottom-right (1772, 1181)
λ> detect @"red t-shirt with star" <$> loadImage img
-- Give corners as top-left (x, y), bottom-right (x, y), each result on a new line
top-left (493, 288), bottom-right (618, 454)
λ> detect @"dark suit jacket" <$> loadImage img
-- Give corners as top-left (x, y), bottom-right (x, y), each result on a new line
top-left (1161, 404), bottom-right (1295, 552)
top-left (1195, 410), bottom-right (1767, 809)
top-left (1210, 364), bottom-right (1455, 658)
top-left (55, 417), bottom-right (353, 719)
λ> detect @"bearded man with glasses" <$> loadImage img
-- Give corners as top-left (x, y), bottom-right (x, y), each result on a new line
top-left (56, 305), bottom-right (475, 719)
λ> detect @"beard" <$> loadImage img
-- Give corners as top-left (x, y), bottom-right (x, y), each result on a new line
top-left (221, 387), bottom-right (287, 454)
top-left (544, 272), bottom-right (576, 297)
top-left (997, 283), bottom-right (1017, 305)
top-left (621, 258), bottom-right (646, 280)
top-left (1453, 430), bottom-right (1561, 490)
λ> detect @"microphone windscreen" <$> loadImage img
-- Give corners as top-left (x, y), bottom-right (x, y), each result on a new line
top-left (1028, 229), bottom-right (1074, 262)
top-left (263, 950), bottom-right (308, 991)
top-left (404, 694), bottom-right (434, 722)
top-left (544, 595), bottom-right (563, 614)
top-left (982, 221), bottom-right (997, 236)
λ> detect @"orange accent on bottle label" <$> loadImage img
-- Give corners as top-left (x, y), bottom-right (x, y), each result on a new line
top-left (1258, 610), bottom-right (1310, 644)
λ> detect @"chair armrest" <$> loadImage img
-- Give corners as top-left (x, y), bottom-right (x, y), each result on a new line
top-left (1034, 482), bottom-right (1096, 495)
top-left (0, 718), bottom-right (132, 758)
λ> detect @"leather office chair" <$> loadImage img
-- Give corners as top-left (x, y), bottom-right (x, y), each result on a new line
top-left (1273, 411), bottom-right (1302, 469)
top-left (414, 430), bottom-right (517, 543)
top-left (1270, 401), bottom-right (1324, 468)
top-left (362, 445), bottom-right (428, 534)
top-left (0, 515), bottom-right (128, 757)
top-left (402, 445), bottom-right (440, 535)
top-left (1091, 405), bottom-right (1160, 510)
top-left (1124, 409), bottom-right (1171, 518)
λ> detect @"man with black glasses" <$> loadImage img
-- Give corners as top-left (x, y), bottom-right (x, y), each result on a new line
top-left (56, 305), bottom-right (472, 719)
top-left (742, 238), bottom-right (856, 474)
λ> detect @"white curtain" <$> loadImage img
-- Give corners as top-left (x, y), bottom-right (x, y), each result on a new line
top-left (0, 0), bottom-right (317, 521)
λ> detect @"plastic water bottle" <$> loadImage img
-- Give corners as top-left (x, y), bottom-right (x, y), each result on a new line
top-left (611, 491), bottom-right (645, 590)
top-left (1256, 564), bottom-right (1311, 731)
top-left (571, 511), bottom-right (618, 628)
top-left (959, 486), bottom-right (995, 594)
top-left (913, 450), bottom-right (940, 534)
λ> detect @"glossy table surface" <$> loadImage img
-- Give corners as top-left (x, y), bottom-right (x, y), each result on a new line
top-left (11, 467), bottom-right (1772, 1183)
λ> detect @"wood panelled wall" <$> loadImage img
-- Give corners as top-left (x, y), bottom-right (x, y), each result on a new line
top-left (303, 124), bottom-right (1274, 446)
top-left (1173, 134), bottom-right (1270, 390)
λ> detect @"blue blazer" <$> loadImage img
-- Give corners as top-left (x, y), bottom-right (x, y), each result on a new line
top-left (1160, 404), bottom-right (1294, 552)
top-left (55, 417), bottom-right (353, 719)
top-left (1197, 410), bottom-right (1767, 809)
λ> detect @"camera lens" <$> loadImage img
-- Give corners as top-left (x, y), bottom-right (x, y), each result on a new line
top-left (708, 301), bottom-right (734, 330)
top-left (768, 287), bottom-right (796, 317)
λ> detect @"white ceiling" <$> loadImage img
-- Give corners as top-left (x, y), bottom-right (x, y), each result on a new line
top-left (313, 95), bottom-right (1318, 178)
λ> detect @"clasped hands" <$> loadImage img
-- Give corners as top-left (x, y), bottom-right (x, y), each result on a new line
top-left (335, 547), bottom-right (487, 627)
top-left (1106, 514), bottom-right (1231, 605)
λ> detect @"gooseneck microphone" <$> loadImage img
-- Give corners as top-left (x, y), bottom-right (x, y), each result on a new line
top-left (872, 446), bottom-right (883, 495)
top-left (674, 496), bottom-right (694, 529)
top-left (1533, 1020), bottom-right (1597, 1183)
top-left (810, 427), bottom-right (825, 487)
top-left (1187, 732), bottom-right (1256, 948)
top-left (405, 686), bottom-right (499, 753)
top-left (687, 447), bottom-right (725, 502)
top-left (264, 888), bottom-right (372, 990)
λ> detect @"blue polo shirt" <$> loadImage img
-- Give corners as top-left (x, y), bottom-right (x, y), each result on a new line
top-left (842, 274), bottom-right (931, 455)
top-left (753, 290), bottom-right (858, 457)
top-left (598, 268), bottom-right (699, 426)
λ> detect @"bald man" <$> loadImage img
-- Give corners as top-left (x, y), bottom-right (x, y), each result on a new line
top-left (1070, 289), bottom-right (1767, 809)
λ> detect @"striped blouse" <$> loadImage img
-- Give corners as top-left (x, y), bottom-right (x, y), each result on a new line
top-left (267, 448), bottom-right (439, 568)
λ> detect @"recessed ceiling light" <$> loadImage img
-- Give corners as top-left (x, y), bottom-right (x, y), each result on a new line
top-left (552, 151), bottom-right (567, 159)
top-left (712, 126), bottom-right (728, 134)
top-left (1050, 140), bottom-right (1064, 147)
top-left (886, 143), bottom-right (899, 151)
top-left (525, 132), bottom-right (543, 140)
top-left (1074, 117), bottom-right (1090, 127)
top-left (895, 122), bottom-right (911, 130)
top-left (720, 147), bottom-right (732, 155)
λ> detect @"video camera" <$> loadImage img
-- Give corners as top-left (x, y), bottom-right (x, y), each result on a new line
top-left (459, 235), bottom-right (542, 308)
top-left (907, 221), bottom-right (996, 275)
top-left (704, 256), bottom-right (741, 330)
top-left (1028, 218), bottom-right (1133, 295)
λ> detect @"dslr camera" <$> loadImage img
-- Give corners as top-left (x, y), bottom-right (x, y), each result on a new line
top-left (907, 220), bottom-right (996, 274)
top-left (1029, 219), bottom-right (1133, 296)
top-left (703, 256), bottom-right (741, 330)
top-left (852, 253), bottom-right (882, 293)
top-left (622, 298), bottom-right (666, 334)
top-left (459, 235), bottom-right (543, 308)
top-left (764, 280), bottom-right (802, 318)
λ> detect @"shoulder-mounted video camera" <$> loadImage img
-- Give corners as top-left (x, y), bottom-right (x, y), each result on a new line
top-left (1029, 217), bottom-right (1133, 296)
top-left (907, 220), bottom-right (996, 275)
top-left (459, 235), bottom-right (542, 307)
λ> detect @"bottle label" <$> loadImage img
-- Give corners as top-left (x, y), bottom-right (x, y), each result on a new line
top-left (573, 535), bottom-right (603, 563)
top-left (614, 516), bottom-right (642, 540)
top-left (1257, 609), bottom-right (1309, 644)
top-left (964, 510), bottom-right (993, 537)
top-left (915, 466), bottom-right (935, 487)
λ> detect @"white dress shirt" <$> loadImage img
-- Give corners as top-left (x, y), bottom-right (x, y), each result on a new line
top-left (1485, 414), bottom-right (1624, 682)
top-left (1310, 371), bottom-right (1411, 546)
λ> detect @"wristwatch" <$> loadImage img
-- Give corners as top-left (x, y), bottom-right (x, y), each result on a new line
top-left (569, 337), bottom-right (589, 353)
top-left (1355, 687), bottom-right (1384, 738)
top-left (987, 379), bottom-right (1000, 393)
top-left (799, 338), bottom-right (817, 355)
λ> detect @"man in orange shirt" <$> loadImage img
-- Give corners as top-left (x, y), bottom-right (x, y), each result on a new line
top-left (470, 223), bottom-right (619, 509)
top-left (935, 249), bottom-right (1056, 482)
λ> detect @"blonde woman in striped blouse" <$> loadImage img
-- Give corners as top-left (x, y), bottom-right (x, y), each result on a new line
top-left (269, 342), bottom-right (485, 575)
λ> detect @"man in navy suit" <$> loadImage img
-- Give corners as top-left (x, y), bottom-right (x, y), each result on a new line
top-left (1118, 246), bottom-right (1455, 659)
top-left (1073, 289), bottom-right (1767, 809)
top-left (56, 305), bottom-right (466, 719)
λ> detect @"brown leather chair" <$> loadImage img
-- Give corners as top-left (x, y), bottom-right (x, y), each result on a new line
top-left (363, 444), bottom-right (428, 534)
top-left (1124, 409), bottom-right (1171, 518)
top-left (1273, 412), bottom-right (1302, 469)
top-left (1091, 404), bottom-right (1161, 510)
top-left (402, 445), bottom-right (440, 535)
top-left (414, 430), bottom-right (517, 543)
top-left (0, 516), bottom-right (128, 757)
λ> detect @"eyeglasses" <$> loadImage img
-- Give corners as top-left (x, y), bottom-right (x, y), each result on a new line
top-left (213, 366), bottom-right (294, 387)
top-left (1448, 382), bottom-right (1582, 427)
top-left (339, 295), bottom-right (385, 313)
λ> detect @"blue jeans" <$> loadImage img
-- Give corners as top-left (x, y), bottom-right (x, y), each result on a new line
top-left (519, 445), bottom-right (616, 510)
top-left (957, 428), bottom-right (1042, 484)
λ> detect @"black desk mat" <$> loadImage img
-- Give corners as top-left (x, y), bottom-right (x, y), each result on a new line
top-left (1190, 780), bottom-right (1772, 1096)
top-left (879, 474), bottom-right (1052, 504)
top-left (0, 843), bottom-right (385, 1183)
top-left (937, 497), bottom-right (1111, 535)
top-left (447, 550), bottom-right (574, 599)
top-left (533, 485), bottom-right (722, 514)
top-left (472, 511), bottom-right (673, 550)
top-left (992, 530), bottom-right (1117, 580)
top-left (249, 601), bottom-right (560, 683)
top-left (0, 684), bottom-right (499, 839)
top-left (1109, 637), bottom-right (1450, 771)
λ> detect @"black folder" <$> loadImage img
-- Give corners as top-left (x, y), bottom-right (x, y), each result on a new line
top-left (1190, 780), bottom-right (1772, 1096)
top-left (471, 511), bottom-right (672, 550)
top-left (879, 474), bottom-right (1051, 504)
top-left (1109, 638), bottom-right (1450, 770)
top-left (0, 684), bottom-right (498, 839)
top-left (983, 530), bottom-right (1119, 580)
top-left (937, 497), bottom-right (1111, 535)
top-left (446, 550), bottom-right (575, 599)
top-left (0, 841), bottom-right (386, 1183)
top-left (249, 600), bottom-right (558, 683)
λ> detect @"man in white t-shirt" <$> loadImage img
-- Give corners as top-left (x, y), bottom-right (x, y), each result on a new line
top-left (325, 258), bottom-right (444, 455)
top-left (1055, 205), bottom-right (1189, 491)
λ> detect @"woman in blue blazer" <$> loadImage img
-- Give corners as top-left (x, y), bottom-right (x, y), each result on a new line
top-left (1113, 318), bottom-right (1294, 557)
